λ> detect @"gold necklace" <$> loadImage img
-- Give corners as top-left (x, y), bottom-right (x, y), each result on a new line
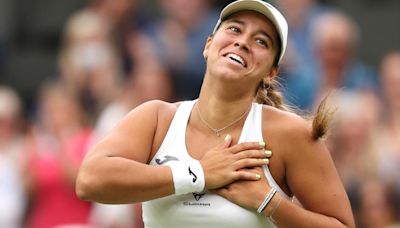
top-left (195, 102), bottom-right (251, 137)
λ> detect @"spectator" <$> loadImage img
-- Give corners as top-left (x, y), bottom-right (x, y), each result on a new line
top-left (79, 0), bottom-right (141, 73)
top-left (327, 90), bottom-right (381, 194)
top-left (0, 86), bottom-right (27, 228)
top-left (23, 81), bottom-right (92, 228)
top-left (283, 10), bottom-right (377, 110)
top-left (143, 0), bottom-right (219, 100)
top-left (59, 11), bottom-right (124, 119)
top-left (274, 0), bottom-right (328, 109)
top-left (376, 52), bottom-right (400, 201)
top-left (354, 178), bottom-right (399, 228)
top-left (276, 0), bottom-right (327, 69)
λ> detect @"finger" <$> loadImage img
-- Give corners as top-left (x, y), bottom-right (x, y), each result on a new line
top-left (216, 134), bottom-right (232, 149)
top-left (233, 170), bottom-right (263, 181)
top-left (234, 149), bottom-right (272, 160)
top-left (265, 149), bottom-right (272, 158)
top-left (228, 141), bottom-right (266, 154)
top-left (234, 158), bottom-right (269, 170)
top-left (223, 134), bottom-right (233, 148)
top-left (253, 166), bottom-right (264, 172)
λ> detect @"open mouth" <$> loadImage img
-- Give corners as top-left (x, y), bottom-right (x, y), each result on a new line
top-left (225, 53), bottom-right (247, 68)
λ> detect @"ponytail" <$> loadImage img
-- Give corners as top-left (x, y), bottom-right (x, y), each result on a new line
top-left (255, 80), bottom-right (290, 112)
top-left (255, 79), bottom-right (333, 140)
top-left (311, 95), bottom-right (336, 140)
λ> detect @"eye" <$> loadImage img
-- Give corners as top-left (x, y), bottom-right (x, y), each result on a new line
top-left (227, 26), bottom-right (240, 33)
top-left (255, 38), bottom-right (268, 48)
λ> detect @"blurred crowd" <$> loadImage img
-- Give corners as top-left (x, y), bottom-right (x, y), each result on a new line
top-left (0, 0), bottom-right (399, 227)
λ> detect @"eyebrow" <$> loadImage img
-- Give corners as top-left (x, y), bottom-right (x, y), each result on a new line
top-left (225, 18), bottom-right (274, 44)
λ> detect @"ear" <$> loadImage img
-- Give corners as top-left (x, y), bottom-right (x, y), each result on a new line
top-left (203, 36), bottom-right (213, 60)
top-left (263, 67), bottom-right (279, 84)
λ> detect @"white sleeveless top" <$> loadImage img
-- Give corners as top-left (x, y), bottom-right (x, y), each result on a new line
top-left (142, 100), bottom-right (290, 228)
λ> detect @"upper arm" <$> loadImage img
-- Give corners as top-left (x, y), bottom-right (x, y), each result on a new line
top-left (85, 100), bottom-right (167, 164)
top-left (283, 117), bottom-right (353, 224)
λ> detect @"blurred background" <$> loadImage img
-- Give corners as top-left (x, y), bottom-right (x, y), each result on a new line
top-left (0, 0), bottom-right (399, 227)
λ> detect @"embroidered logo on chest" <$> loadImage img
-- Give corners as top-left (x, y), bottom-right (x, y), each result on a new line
top-left (192, 192), bottom-right (206, 201)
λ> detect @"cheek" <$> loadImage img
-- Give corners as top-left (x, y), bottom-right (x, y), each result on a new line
top-left (208, 32), bottom-right (232, 53)
top-left (254, 53), bottom-right (275, 72)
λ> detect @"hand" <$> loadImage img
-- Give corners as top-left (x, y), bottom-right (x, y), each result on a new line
top-left (212, 167), bottom-right (272, 210)
top-left (200, 135), bottom-right (271, 190)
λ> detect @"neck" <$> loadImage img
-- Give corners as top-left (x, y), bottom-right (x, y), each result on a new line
top-left (196, 80), bottom-right (254, 136)
top-left (198, 96), bottom-right (252, 122)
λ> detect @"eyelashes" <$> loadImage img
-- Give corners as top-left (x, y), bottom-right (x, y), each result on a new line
top-left (225, 25), bottom-right (270, 48)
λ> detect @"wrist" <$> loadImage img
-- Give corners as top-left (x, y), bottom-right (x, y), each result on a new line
top-left (263, 192), bottom-right (283, 222)
top-left (257, 188), bottom-right (277, 213)
top-left (169, 160), bottom-right (205, 195)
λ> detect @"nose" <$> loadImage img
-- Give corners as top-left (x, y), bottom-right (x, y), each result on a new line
top-left (234, 37), bottom-right (250, 52)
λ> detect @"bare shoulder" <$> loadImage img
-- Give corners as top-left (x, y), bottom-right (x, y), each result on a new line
top-left (262, 104), bottom-right (334, 175)
top-left (126, 100), bottom-right (181, 159)
top-left (124, 99), bottom-right (180, 138)
top-left (120, 100), bottom-right (180, 129)
top-left (125, 100), bottom-right (177, 118)
top-left (261, 105), bottom-right (331, 164)
top-left (262, 105), bottom-right (313, 144)
top-left (140, 99), bottom-right (180, 127)
top-left (92, 100), bottom-right (182, 163)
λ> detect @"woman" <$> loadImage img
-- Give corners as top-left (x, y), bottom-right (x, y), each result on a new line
top-left (76, 0), bottom-right (355, 227)
top-left (26, 81), bottom-right (92, 228)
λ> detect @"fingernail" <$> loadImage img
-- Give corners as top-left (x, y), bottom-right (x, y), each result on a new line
top-left (225, 134), bottom-right (231, 141)
top-left (263, 158), bottom-right (269, 164)
top-left (259, 141), bottom-right (265, 147)
top-left (265, 150), bottom-right (272, 156)
top-left (255, 174), bottom-right (261, 179)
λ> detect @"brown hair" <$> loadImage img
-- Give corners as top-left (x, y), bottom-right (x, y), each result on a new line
top-left (255, 79), bottom-right (334, 140)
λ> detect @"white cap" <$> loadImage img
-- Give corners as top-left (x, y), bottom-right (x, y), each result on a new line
top-left (213, 0), bottom-right (288, 64)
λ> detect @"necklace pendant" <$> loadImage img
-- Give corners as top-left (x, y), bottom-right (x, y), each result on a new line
top-left (196, 101), bottom-right (251, 138)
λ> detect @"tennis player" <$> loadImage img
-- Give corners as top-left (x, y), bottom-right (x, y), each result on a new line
top-left (76, 0), bottom-right (355, 227)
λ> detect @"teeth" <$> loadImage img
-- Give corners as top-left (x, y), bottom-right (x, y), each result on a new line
top-left (227, 53), bottom-right (246, 67)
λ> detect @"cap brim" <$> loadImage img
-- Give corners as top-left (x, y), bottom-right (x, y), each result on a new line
top-left (221, 1), bottom-right (275, 22)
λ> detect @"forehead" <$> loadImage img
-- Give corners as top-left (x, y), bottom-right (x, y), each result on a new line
top-left (223, 11), bottom-right (278, 36)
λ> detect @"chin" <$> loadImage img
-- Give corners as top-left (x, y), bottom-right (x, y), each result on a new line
top-left (212, 65), bottom-right (247, 79)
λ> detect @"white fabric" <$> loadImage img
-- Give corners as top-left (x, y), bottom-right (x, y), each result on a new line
top-left (0, 154), bottom-right (25, 228)
top-left (170, 159), bottom-right (205, 195)
top-left (142, 100), bottom-right (290, 228)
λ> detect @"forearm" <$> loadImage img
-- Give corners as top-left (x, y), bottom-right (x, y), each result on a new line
top-left (263, 194), bottom-right (354, 228)
top-left (76, 156), bottom-right (174, 204)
